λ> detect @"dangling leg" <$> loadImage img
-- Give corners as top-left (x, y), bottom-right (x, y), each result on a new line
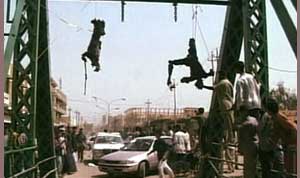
top-left (168, 58), bottom-right (189, 86)
top-left (181, 76), bottom-right (196, 83)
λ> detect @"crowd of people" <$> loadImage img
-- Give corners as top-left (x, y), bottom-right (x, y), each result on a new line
top-left (52, 61), bottom-right (296, 178)
top-left (54, 126), bottom-right (87, 177)
top-left (147, 61), bottom-right (297, 178)
top-left (213, 61), bottom-right (297, 178)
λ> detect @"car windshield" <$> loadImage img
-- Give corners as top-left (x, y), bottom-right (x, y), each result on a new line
top-left (95, 136), bottom-right (122, 144)
top-left (121, 139), bottom-right (153, 151)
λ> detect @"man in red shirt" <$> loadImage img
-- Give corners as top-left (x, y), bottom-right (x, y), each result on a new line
top-left (265, 97), bottom-right (297, 174)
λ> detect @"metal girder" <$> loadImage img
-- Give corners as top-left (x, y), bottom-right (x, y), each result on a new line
top-left (290, 0), bottom-right (296, 10)
top-left (8, 0), bottom-right (41, 176)
top-left (5, 0), bottom-right (57, 177)
top-left (35, 0), bottom-right (57, 177)
top-left (80, 0), bottom-right (230, 5)
top-left (4, 0), bottom-right (25, 90)
top-left (271, 0), bottom-right (297, 57)
top-left (243, 0), bottom-right (269, 101)
top-left (202, 0), bottom-right (243, 177)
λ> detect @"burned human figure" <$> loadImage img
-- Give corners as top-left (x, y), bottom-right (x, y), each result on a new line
top-left (167, 38), bottom-right (214, 90)
top-left (82, 19), bottom-right (105, 72)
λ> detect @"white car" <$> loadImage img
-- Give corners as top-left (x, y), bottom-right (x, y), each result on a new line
top-left (92, 132), bottom-right (124, 161)
top-left (98, 136), bottom-right (172, 178)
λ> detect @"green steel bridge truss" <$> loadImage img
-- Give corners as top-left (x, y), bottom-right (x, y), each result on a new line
top-left (4, 0), bottom-right (296, 177)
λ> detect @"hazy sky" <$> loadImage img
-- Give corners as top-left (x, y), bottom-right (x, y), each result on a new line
top-left (4, 0), bottom-right (297, 123)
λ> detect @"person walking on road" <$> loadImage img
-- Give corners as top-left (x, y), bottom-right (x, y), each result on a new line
top-left (150, 130), bottom-right (175, 178)
top-left (76, 128), bottom-right (87, 162)
top-left (62, 126), bottom-right (77, 175)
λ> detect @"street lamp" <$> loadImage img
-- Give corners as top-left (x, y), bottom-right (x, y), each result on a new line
top-left (92, 96), bottom-right (126, 130)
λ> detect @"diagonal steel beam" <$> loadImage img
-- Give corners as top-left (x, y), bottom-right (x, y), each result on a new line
top-left (290, 0), bottom-right (296, 10)
top-left (55, 0), bottom-right (231, 5)
top-left (4, 0), bottom-right (25, 89)
top-left (271, 0), bottom-right (297, 57)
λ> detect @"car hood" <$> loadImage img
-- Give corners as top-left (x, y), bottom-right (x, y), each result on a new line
top-left (101, 151), bottom-right (147, 161)
top-left (93, 143), bottom-right (124, 150)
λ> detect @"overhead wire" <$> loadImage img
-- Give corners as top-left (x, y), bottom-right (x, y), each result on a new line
top-left (195, 9), bottom-right (210, 58)
top-left (268, 66), bottom-right (296, 73)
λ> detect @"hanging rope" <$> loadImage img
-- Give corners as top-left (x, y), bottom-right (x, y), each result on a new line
top-left (173, 2), bottom-right (178, 22)
top-left (196, 16), bottom-right (210, 57)
top-left (192, 5), bottom-right (197, 39)
top-left (83, 60), bottom-right (88, 95)
top-left (121, 0), bottom-right (126, 22)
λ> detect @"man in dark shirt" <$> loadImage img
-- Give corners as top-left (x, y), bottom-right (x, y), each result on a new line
top-left (76, 128), bottom-right (87, 162)
top-left (150, 130), bottom-right (175, 178)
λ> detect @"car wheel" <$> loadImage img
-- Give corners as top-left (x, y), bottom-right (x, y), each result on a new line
top-left (137, 161), bottom-right (148, 178)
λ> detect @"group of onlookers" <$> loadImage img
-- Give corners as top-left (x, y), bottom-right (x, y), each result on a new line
top-left (154, 61), bottom-right (297, 178)
top-left (54, 126), bottom-right (87, 177)
top-left (212, 61), bottom-right (297, 178)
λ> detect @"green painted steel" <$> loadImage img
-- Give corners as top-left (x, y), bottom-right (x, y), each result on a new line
top-left (5, 0), bottom-right (57, 177)
top-left (202, 0), bottom-right (243, 177)
top-left (242, 0), bottom-right (269, 101)
top-left (9, 0), bottom-right (41, 175)
top-left (203, 0), bottom-right (269, 177)
top-left (35, 0), bottom-right (57, 177)
top-left (271, 0), bottom-right (297, 57)
top-left (4, 0), bottom-right (25, 90)
top-left (80, 0), bottom-right (231, 5)
top-left (290, 0), bottom-right (296, 10)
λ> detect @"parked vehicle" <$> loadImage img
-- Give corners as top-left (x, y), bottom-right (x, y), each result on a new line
top-left (97, 136), bottom-right (172, 178)
top-left (92, 132), bottom-right (124, 162)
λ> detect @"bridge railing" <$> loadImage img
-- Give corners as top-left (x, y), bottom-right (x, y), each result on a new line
top-left (199, 141), bottom-right (297, 178)
top-left (5, 146), bottom-right (57, 178)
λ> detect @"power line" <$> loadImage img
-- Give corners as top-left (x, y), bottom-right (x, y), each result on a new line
top-left (268, 66), bottom-right (296, 73)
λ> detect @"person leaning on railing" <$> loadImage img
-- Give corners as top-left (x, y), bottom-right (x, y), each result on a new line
top-left (265, 97), bottom-right (297, 175)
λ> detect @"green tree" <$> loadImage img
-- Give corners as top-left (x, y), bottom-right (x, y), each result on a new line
top-left (270, 82), bottom-right (297, 110)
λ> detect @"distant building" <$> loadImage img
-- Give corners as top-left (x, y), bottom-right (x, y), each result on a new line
top-left (4, 64), bottom-right (13, 125)
top-left (109, 114), bottom-right (124, 131)
top-left (4, 92), bottom-right (11, 124)
top-left (123, 107), bottom-right (198, 129)
top-left (51, 78), bottom-right (68, 126)
top-left (4, 65), bottom-right (70, 126)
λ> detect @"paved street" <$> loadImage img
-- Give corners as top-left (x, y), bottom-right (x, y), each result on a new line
top-left (64, 162), bottom-right (162, 178)
top-left (63, 151), bottom-right (243, 178)
top-left (64, 151), bottom-right (162, 178)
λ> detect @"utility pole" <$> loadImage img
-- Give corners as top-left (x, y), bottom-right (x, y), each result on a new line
top-left (170, 79), bottom-right (177, 122)
top-left (68, 108), bottom-right (72, 126)
top-left (208, 48), bottom-right (219, 84)
top-left (145, 99), bottom-right (152, 126)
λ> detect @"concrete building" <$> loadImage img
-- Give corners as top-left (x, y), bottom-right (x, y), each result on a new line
top-left (50, 78), bottom-right (69, 126)
top-left (4, 64), bottom-right (13, 125)
top-left (4, 65), bottom-right (69, 126)
top-left (123, 107), bottom-right (198, 128)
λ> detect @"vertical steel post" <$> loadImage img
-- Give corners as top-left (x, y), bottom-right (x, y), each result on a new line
top-left (242, 0), bottom-right (269, 101)
top-left (203, 0), bottom-right (243, 177)
top-left (9, 0), bottom-right (43, 176)
top-left (35, 0), bottom-right (57, 177)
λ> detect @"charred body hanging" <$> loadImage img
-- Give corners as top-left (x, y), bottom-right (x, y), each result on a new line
top-left (167, 38), bottom-right (214, 90)
top-left (82, 19), bottom-right (106, 72)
